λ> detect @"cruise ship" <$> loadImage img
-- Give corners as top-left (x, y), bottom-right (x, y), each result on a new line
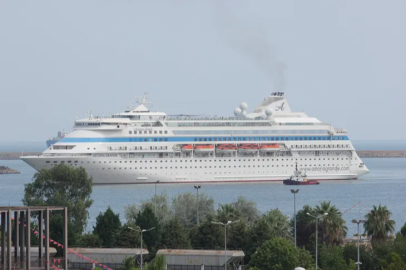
top-left (21, 93), bottom-right (369, 184)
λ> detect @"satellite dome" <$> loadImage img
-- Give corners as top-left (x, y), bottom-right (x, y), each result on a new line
top-left (265, 108), bottom-right (273, 116)
top-left (234, 107), bottom-right (242, 116)
top-left (239, 102), bottom-right (248, 111)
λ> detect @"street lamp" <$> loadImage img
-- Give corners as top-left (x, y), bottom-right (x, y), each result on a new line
top-left (306, 213), bottom-right (328, 270)
top-left (290, 189), bottom-right (299, 247)
top-left (211, 220), bottom-right (239, 270)
top-left (154, 181), bottom-right (160, 216)
top-left (352, 219), bottom-right (366, 270)
top-left (128, 226), bottom-right (155, 270)
top-left (194, 186), bottom-right (201, 224)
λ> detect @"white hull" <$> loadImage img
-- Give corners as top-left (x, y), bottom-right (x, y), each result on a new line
top-left (21, 154), bottom-right (369, 184)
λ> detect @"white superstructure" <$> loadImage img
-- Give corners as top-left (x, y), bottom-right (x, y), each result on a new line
top-left (21, 93), bottom-right (369, 184)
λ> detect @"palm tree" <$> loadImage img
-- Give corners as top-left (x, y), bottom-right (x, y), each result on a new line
top-left (313, 201), bottom-right (347, 246)
top-left (264, 209), bottom-right (292, 239)
top-left (217, 203), bottom-right (241, 223)
top-left (364, 204), bottom-right (395, 244)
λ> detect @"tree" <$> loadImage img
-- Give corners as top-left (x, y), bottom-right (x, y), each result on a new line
top-left (400, 222), bottom-right (406, 237)
top-left (250, 237), bottom-right (314, 270)
top-left (135, 206), bottom-right (159, 250)
top-left (384, 253), bottom-right (406, 270)
top-left (113, 223), bottom-right (141, 248)
top-left (245, 218), bottom-right (273, 263)
top-left (295, 205), bottom-right (315, 250)
top-left (364, 205), bottom-right (396, 244)
top-left (393, 233), bottom-right (406, 263)
top-left (230, 196), bottom-right (259, 225)
top-left (227, 220), bottom-right (249, 250)
top-left (119, 256), bottom-right (137, 270)
top-left (125, 193), bottom-right (171, 225)
top-left (93, 206), bottom-right (122, 247)
top-left (342, 244), bottom-right (380, 270)
top-left (160, 218), bottom-right (189, 249)
top-left (77, 233), bottom-right (102, 247)
top-left (264, 209), bottom-right (292, 240)
top-left (23, 164), bottom-right (93, 245)
top-left (146, 255), bottom-right (166, 270)
top-left (313, 201), bottom-right (347, 246)
top-left (189, 215), bottom-right (223, 249)
top-left (172, 192), bottom-right (215, 228)
top-left (319, 245), bottom-right (348, 270)
top-left (217, 203), bottom-right (242, 223)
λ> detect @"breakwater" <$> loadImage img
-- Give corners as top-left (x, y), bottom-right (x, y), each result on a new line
top-left (0, 151), bottom-right (406, 160)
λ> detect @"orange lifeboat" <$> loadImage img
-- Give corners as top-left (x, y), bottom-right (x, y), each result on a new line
top-left (182, 144), bottom-right (193, 152)
top-left (260, 144), bottom-right (280, 152)
top-left (238, 144), bottom-right (259, 153)
top-left (194, 144), bottom-right (215, 153)
top-left (217, 144), bottom-right (238, 153)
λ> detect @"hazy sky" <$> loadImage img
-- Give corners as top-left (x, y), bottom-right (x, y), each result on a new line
top-left (0, 0), bottom-right (404, 143)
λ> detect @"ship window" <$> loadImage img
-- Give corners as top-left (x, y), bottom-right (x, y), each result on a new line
top-left (67, 161), bottom-right (71, 163)
top-left (154, 131), bottom-right (157, 134)
top-left (164, 131), bottom-right (168, 134)
top-left (129, 131), bottom-right (132, 134)
top-left (159, 131), bottom-right (162, 134)
top-left (46, 161), bottom-right (50, 163)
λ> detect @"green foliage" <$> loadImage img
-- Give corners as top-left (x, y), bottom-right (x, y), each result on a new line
top-left (119, 256), bottom-right (136, 270)
top-left (227, 220), bottom-right (249, 250)
top-left (347, 259), bottom-right (356, 270)
top-left (125, 193), bottom-right (171, 224)
top-left (93, 206), bottom-right (122, 247)
top-left (250, 237), bottom-right (313, 270)
top-left (319, 245), bottom-right (348, 270)
top-left (264, 209), bottom-right (292, 240)
top-left (172, 192), bottom-right (215, 228)
top-left (231, 196), bottom-right (260, 225)
top-left (125, 192), bottom-right (215, 229)
top-left (113, 223), bottom-right (141, 248)
top-left (245, 218), bottom-right (273, 263)
top-left (189, 215), bottom-right (223, 249)
top-left (295, 205), bottom-right (315, 250)
top-left (160, 218), bottom-right (190, 249)
top-left (384, 253), bottom-right (406, 270)
top-left (393, 233), bottom-right (406, 263)
top-left (217, 203), bottom-right (242, 223)
top-left (364, 204), bottom-right (396, 244)
top-left (77, 233), bottom-right (102, 247)
top-left (136, 206), bottom-right (159, 250)
top-left (401, 223), bottom-right (406, 237)
top-left (313, 201), bottom-right (347, 246)
top-left (146, 255), bottom-right (166, 270)
top-left (22, 164), bottom-right (93, 245)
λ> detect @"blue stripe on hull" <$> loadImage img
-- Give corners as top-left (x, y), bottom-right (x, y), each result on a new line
top-left (59, 135), bottom-right (349, 143)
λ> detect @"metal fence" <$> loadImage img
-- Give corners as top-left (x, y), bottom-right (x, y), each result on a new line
top-left (167, 265), bottom-right (246, 270)
top-left (68, 261), bottom-right (124, 270)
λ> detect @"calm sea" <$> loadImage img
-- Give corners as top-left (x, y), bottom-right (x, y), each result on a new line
top-left (1, 157), bottom-right (405, 237)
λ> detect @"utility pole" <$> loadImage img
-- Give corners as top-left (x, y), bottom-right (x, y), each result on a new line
top-left (290, 189), bottom-right (299, 246)
top-left (194, 186), bottom-right (201, 224)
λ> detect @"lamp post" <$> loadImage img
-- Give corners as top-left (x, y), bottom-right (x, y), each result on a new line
top-left (194, 186), bottom-right (201, 224)
top-left (154, 181), bottom-right (159, 215)
top-left (306, 213), bottom-right (328, 270)
top-left (352, 219), bottom-right (366, 270)
top-left (290, 189), bottom-right (299, 246)
top-left (129, 226), bottom-right (155, 270)
top-left (211, 220), bottom-right (238, 270)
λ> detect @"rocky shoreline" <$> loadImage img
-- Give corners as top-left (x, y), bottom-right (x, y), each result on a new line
top-left (0, 166), bottom-right (20, 174)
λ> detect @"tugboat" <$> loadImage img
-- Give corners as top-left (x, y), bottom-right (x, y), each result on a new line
top-left (283, 163), bottom-right (320, 185)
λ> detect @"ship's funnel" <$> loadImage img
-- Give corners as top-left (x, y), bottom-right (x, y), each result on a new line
top-left (253, 92), bottom-right (291, 115)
